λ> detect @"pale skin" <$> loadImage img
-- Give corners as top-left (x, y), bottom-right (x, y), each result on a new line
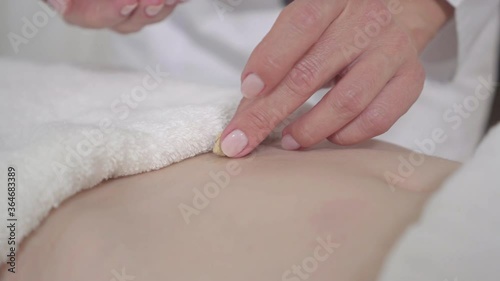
top-left (47, 0), bottom-right (454, 157)
top-left (1, 141), bottom-right (460, 280)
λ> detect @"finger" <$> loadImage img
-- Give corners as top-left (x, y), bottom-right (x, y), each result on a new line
top-left (329, 60), bottom-right (425, 145)
top-left (219, 5), bottom-right (369, 158)
top-left (219, 0), bottom-right (399, 157)
top-left (112, 0), bottom-right (177, 34)
top-left (239, 0), bottom-right (345, 99)
top-left (219, 23), bottom-right (358, 158)
top-left (281, 49), bottom-right (403, 149)
top-left (61, 0), bottom-right (139, 28)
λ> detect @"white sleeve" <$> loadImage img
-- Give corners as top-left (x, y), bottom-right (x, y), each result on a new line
top-left (445, 0), bottom-right (500, 67)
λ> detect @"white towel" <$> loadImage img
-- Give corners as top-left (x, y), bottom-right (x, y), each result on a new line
top-left (0, 59), bottom-right (299, 262)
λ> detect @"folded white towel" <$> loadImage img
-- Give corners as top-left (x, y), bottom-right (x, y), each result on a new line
top-left (0, 59), bottom-right (300, 262)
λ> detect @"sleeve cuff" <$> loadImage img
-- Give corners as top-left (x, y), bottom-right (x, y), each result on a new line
top-left (454, 0), bottom-right (499, 68)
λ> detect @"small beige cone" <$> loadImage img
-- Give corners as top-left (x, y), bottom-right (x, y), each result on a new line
top-left (212, 133), bottom-right (227, 157)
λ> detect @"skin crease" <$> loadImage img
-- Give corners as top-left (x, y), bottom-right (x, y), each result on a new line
top-left (221, 0), bottom-right (455, 158)
top-left (0, 141), bottom-right (460, 281)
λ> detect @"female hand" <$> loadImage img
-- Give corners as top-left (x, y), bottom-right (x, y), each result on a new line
top-left (218, 0), bottom-right (453, 157)
top-left (46, 0), bottom-right (185, 33)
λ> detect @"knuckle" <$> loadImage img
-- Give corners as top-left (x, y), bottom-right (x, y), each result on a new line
top-left (245, 109), bottom-right (276, 134)
top-left (330, 132), bottom-right (351, 146)
top-left (409, 62), bottom-right (426, 95)
top-left (379, 46), bottom-right (405, 68)
top-left (362, 107), bottom-right (393, 136)
top-left (261, 53), bottom-right (285, 72)
top-left (329, 84), bottom-right (365, 120)
top-left (289, 2), bottom-right (323, 34)
top-left (364, 1), bottom-right (393, 24)
top-left (285, 58), bottom-right (321, 96)
top-left (403, 60), bottom-right (426, 95)
top-left (291, 124), bottom-right (315, 147)
top-left (392, 30), bottom-right (413, 50)
top-left (380, 33), bottom-right (413, 66)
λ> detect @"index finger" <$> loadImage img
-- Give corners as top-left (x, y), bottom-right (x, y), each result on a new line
top-left (220, 55), bottom-right (329, 157)
top-left (240, 0), bottom-right (343, 99)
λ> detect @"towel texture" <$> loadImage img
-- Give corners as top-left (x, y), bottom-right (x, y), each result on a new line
top-left (0, 59), bottom-right (299, 261)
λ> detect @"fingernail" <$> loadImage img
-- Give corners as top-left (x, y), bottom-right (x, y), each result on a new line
top-left (221, 130), bottom-right (248, 157)
top-left (281, 134), bottom-right (301, 150)
top-left (120, 3), bottom-right (138, 16)
top-left (47, 0), bottom-right (68, 14)
top-left (145, 4), bottom-right (163, 17)
top-left (241, 73), bottom-right (265, 99)
top-left (165, 0), bottom-right (177, 5)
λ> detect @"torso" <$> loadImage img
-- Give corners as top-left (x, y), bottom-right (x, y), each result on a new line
top-left (3, 141), bottom-right (459, 281)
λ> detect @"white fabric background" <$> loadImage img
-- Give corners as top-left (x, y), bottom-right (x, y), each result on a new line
top-left (0, 0), bottom-right (499, 161)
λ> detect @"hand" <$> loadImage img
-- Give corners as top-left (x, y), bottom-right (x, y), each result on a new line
top-left (46, 0), bottom-right (185, 33)
top-left (218, 0), bottom-right (453, 157)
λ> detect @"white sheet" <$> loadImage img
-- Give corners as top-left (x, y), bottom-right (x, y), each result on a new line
top-left (379, 123), bottom-right (500, 280)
